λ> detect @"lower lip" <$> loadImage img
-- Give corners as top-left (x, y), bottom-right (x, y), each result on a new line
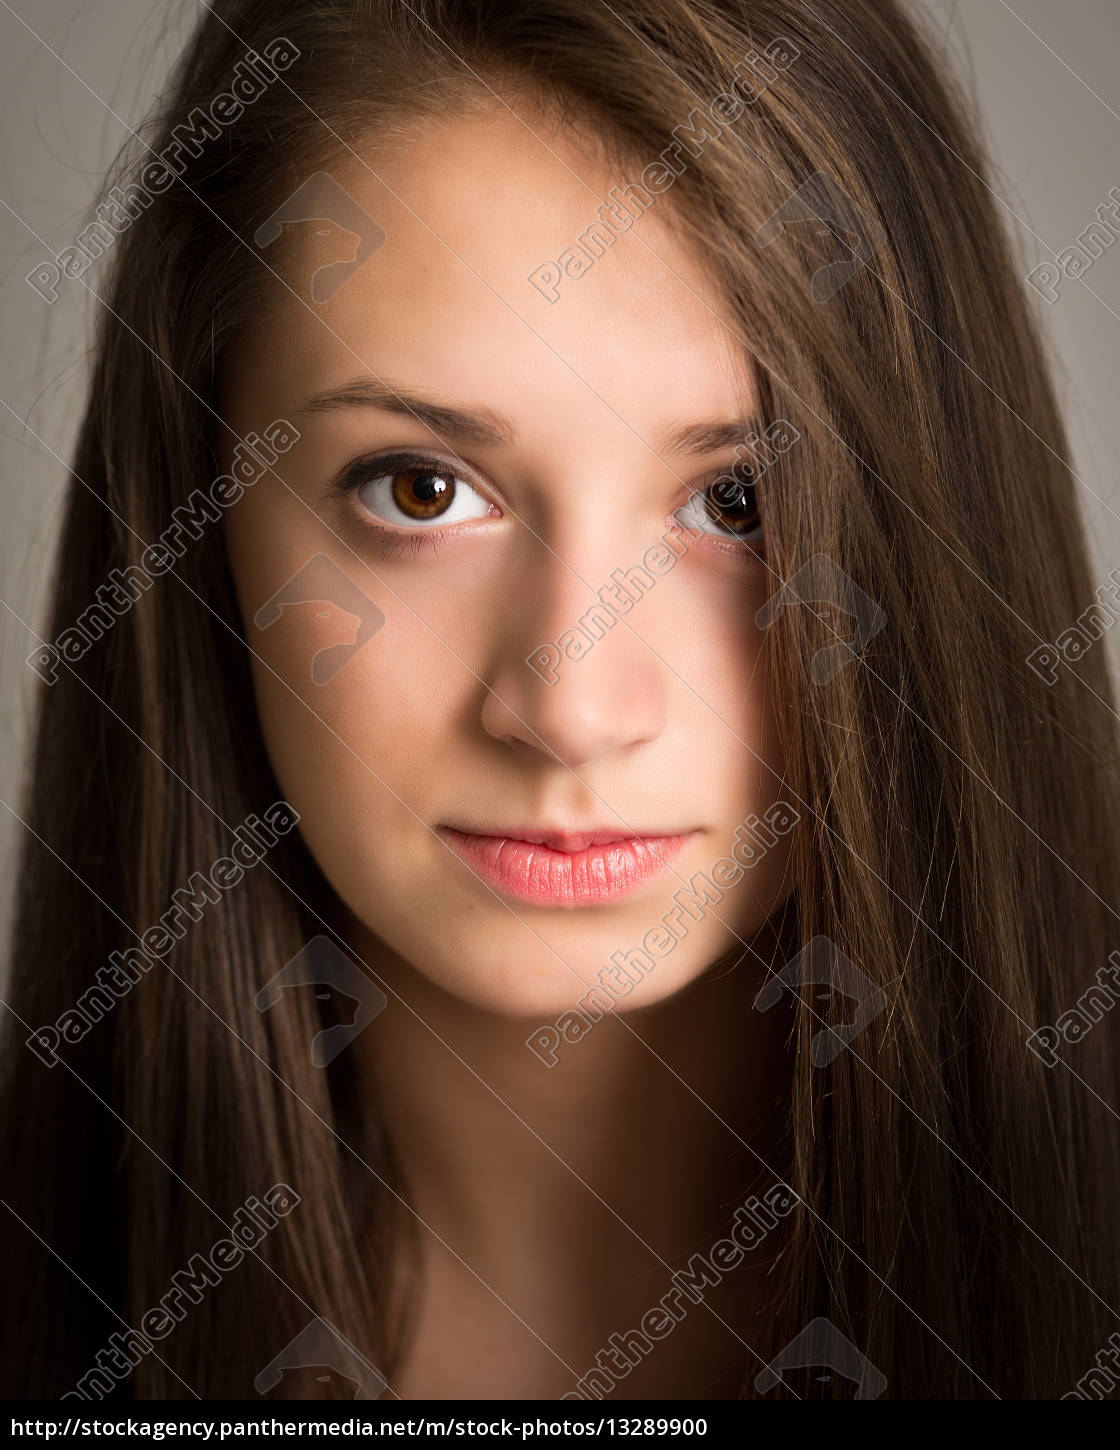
top-left (439, 829), bottom-right (696, 908)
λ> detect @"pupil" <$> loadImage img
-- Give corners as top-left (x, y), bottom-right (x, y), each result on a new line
top-left (707, 470), bottom-right (758, 533)
top-left (391, 468), bottom-right (455, 519)
top-left (413, 473), bottom-right (447, 502)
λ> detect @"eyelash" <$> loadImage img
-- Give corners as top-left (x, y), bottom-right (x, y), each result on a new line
top-left (330, 449), bottom-right (763, 558)
top-left (674, 475), bottom-right (764, 558)
top-left (331, 450), bottom-right (493, 557)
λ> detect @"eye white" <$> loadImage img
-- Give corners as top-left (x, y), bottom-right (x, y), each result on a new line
top-left (356, 470), bottom-right (493, 529)
top-left (673, 484), bottom-right (762, 540)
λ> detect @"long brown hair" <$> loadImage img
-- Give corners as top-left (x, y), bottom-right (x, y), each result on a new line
top-left (4, 0), bottom-right (1119, 1399)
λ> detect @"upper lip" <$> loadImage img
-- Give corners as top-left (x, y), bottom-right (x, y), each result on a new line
top-left (441, 825), bottom-right (693, 854)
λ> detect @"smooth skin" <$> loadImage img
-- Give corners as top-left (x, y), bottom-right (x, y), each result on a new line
top-left (222, 95), bottom-right (796, 1399)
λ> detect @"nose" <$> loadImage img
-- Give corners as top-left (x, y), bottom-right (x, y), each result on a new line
top-left (479, 547), bottom-right (668, 770)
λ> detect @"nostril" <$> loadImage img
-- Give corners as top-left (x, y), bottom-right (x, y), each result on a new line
top-left (505, 732), bottom-right (553, 759)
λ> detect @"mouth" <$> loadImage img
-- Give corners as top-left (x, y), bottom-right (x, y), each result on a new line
top-left (437, 825), bottom-right (699, 908)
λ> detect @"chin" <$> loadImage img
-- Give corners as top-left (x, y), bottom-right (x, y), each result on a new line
top-left (349, 901), bottom-right (749, 1021)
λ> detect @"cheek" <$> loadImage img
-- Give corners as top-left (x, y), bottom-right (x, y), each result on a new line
top-left (656, 554), bottom-right (783, 777)
top-left (221, 480), bottom-right (471, 893)
top-left (668, 562), bottom-right (792, 916)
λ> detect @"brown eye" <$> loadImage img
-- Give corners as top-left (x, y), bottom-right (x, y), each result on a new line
top-left (354, 459), bottom-right (492, 530)
top-left (699, 469), bottom-right (760, 539)
top-left (391, 469), bottom-right (455, 520)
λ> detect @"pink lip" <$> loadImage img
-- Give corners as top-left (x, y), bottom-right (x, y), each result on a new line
top-left (439, 827), bottom-right (697, 907)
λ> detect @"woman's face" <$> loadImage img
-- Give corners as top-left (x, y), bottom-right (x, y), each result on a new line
top-left (221, 99), bottom-right (794, 1016)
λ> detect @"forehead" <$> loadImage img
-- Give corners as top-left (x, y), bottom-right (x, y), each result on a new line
top-left (234, 99), bottom-right (755, 443)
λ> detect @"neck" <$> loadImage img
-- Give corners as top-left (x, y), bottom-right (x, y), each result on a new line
top-left (349, 915), bottom-right (795, 1281)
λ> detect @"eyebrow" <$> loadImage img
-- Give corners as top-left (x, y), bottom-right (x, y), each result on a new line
top-left (297, 377), bottom-right (758, 458)
top-left (297, 379), bottom-right (515, 447)
top-left (657, 417), bottom-right (763, 456)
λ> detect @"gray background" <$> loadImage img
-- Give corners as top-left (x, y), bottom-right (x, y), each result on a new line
top-left (2, 0), bottom-right (1119, 956)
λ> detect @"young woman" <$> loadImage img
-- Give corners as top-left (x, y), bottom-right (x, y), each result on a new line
top-left (3, 0), bottom-right (1119, 1401)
